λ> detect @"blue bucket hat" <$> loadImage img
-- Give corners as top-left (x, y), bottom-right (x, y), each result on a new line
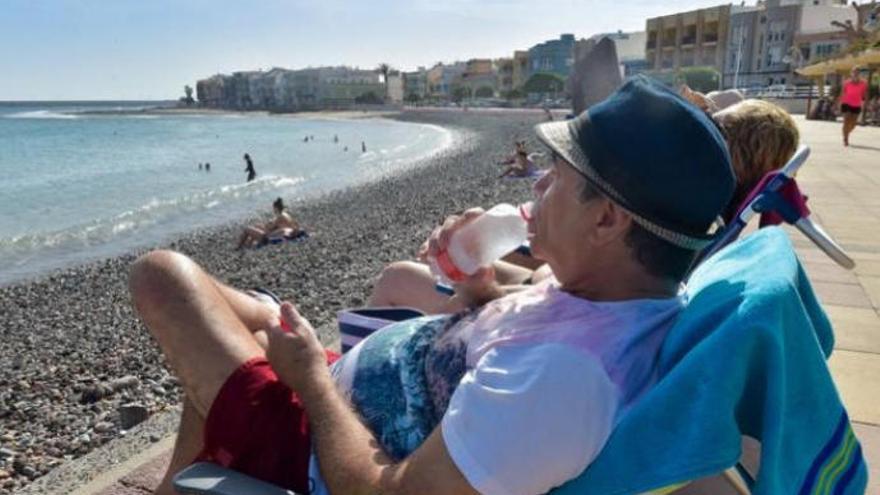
top-left (535, 76), bottom-right (735, 250)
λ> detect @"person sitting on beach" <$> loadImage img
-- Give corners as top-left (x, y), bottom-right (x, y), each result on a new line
top-left (129, 77), bottom-right (734, 495)
top-left (370, 97), bottom-right (798, 315)
top-left (497, 140), bottom-right (539, 178)
top-left (235, 197), bottom-right (301, 249)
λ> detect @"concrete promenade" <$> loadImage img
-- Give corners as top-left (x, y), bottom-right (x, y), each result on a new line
top-left (79, 116), bottom-right (879, 494)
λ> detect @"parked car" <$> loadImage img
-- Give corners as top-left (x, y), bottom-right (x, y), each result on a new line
top-left (764, 84), bottom-right (795, 98)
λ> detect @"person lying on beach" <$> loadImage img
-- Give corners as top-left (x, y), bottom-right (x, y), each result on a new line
top-left (129, 77), bottom-right (734, 495)
top-left (369, 96), bottom-right (799, 315)
top-left (235, 197), bottom-right (301, 250)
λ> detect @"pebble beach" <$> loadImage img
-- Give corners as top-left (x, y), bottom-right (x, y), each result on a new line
top-left (0, 109), bottom-right (545, 492)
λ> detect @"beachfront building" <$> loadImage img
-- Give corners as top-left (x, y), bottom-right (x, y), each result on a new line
top-left (495, 58), bottom-right (514, 96)
top-left (403, 68), bottom-right (428, 101)
top-left (274, 70), bottom-right (301, 111)
top-left (195, 66), bottom-right (385, 111)
top-left (527, 34), bottom-right (576, 78)
top-left (196, 75), bottom-right (225, 108)
top-left (386, 71), bottom-right (405, 103)
top-left (512, 50), bottom-right (530, 89)
top-left (645, 5), bottom-right (731, 76)
top-left (426, 62), bottom-right (466, 99)
top-left (315, 67), bottom-right (384, 107)
top-left (722, 0), bottom-right (858, 89)
top-left (228, 71), bottom-right (260, 109)
top-left (458, 58), bottom-right (498, 98)
top-left (256, 68), bottom-right (288, 109)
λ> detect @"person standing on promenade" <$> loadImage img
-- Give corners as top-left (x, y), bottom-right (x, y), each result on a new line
top-left (840, 67), bottom-right (868, 146)
top-left (243, 153), bottom-right (256, 182)
top-left (361, 141), bottom-right (367, 153)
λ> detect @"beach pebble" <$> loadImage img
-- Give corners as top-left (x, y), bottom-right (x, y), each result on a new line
top-left (111, 375), bottom-right (139, 391)
top-left (0, 110), bottom-right (538, 491)
top-left (79, 384), bottom-right (112, 404)
top-left (118, 404), bottom-right (149, 429)
top-left (93, 422), bottom-right (114, 434)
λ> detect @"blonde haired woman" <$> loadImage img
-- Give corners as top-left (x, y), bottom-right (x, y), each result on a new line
top-left (713, 99), bottom-right (800, 221)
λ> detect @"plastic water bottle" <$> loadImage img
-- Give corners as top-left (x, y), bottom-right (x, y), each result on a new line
top-left (430, 203), bottom-right (530, 283)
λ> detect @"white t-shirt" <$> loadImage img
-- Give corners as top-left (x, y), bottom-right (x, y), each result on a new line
top-left (310, 278), bottom-right (683, 495)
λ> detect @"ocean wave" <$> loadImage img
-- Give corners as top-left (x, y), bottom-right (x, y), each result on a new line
top-left (0, 174), bottom-right (304, 257)
top-left (4, 110), bottom-right (78, 120)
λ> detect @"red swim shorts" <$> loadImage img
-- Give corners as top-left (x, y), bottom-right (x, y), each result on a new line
top-left (196, 350), bottom-right (341, 493)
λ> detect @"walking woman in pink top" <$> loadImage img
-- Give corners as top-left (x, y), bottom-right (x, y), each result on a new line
top-left (840, 67), bottom-right (868, 146)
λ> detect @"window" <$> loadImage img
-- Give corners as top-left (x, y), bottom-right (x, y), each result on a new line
top-left (768, 46), bottom-right (783, 66)
top-left (769, 21), bottom-right (787, 44)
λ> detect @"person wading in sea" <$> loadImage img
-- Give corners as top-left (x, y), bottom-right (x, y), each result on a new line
top-left (244, 153), bottom-right (257, 182)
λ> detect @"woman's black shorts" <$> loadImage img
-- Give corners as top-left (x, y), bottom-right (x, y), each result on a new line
top-left (841, 103), bottom-right (862, 115)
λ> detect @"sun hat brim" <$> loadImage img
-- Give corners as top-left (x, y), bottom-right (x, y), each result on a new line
top-left (535, 118), bottom-right (718, 251)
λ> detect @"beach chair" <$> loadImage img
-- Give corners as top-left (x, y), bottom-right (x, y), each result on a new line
top-left (695, 146), bottom-right (853, 270)
top-left (174, 227), bottom-right (867, 495)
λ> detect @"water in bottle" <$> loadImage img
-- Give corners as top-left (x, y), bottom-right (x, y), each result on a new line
top-left (430, 203), bottom-right (530, 283)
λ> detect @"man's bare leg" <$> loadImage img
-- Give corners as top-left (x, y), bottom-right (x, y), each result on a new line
top-left (129, 250), bottom-right (267, 494)
top-left (236, 226), bottom-right (265, 249)
top-left (211, 281), bottom-right (279, 349)
top-left (154, 397), bottom-right (205, 495)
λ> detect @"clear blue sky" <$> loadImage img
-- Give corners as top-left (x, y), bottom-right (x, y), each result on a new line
top-left (1, 0), bottom-right (728, 101)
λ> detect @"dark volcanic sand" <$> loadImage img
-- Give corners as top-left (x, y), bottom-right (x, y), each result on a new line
top-left (0, 109), bottom-right (549, 492)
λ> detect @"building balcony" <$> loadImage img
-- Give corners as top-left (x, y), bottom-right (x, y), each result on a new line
top-left (647, 40), bottom-right (657, 49)
top-left (681, 36), bottom-right (696, 47)
top-left (703, 34), bottom-right (719, 44)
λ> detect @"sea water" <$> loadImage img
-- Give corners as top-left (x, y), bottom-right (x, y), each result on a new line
top-left (0, 101), bottom-right (453, 286)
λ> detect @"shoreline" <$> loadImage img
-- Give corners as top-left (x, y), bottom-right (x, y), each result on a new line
top-left (79, 105), bottom-right (403, 120)
top-left (0, 109), bottom-right (544, 493)
top-left (0, 112), bottom-right (457, 289)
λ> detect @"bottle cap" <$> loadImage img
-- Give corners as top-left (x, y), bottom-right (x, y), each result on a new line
top-left (435, 250), bottom-right (467, 282)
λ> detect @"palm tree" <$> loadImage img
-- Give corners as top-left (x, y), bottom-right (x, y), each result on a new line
top-left (377, 63), bottom-right (392, 102)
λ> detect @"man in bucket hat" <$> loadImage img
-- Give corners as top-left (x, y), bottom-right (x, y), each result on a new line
top-left (130, 76), bottom-right (734, 495)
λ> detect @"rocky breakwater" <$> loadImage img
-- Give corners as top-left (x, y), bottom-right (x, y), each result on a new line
top-left (0, 109), bottom-right (549, 493)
